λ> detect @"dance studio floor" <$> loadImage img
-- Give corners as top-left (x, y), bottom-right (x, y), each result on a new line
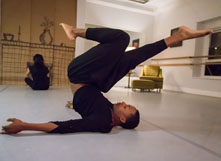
top-left (0, 85), bottom-right (221, 161)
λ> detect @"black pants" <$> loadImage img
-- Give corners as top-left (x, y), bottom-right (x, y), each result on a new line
top-left (25, 78), bottom-right (49, 90)
top-left (68, 28), bottom-right (168, 93)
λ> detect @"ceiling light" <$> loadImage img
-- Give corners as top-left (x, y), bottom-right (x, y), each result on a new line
top-left (129, 0), bottom-right (150, 4)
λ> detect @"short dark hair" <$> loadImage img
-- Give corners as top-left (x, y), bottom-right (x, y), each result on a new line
top-left (121, 110), bottom-right (140, 129)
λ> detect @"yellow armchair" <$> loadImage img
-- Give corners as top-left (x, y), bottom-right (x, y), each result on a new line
top-left (131, 65), bottom-right (163, 92)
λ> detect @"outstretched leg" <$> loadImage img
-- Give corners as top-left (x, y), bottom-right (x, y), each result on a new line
top-left (102, 26), bottom-right (213, 91)
top-left (123, 26), bottom-right (213, 68)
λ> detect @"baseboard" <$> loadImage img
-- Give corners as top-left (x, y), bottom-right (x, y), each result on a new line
top-left (163, 85), bottom-right (221, 98)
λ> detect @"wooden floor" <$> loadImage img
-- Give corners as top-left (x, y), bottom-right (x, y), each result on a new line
top-left (0, 85), bottom-right (221, 161)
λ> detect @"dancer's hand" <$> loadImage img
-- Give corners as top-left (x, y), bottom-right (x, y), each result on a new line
top-left (65, 101), bottom-right (73, 109)
top-left (1, 118), bottom-right (24, 134)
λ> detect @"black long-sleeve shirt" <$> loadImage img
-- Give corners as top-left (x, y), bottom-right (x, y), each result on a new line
top-left (29, 64), bottom-right (49, 82)
top-left (50, 85), bottom-right (113, 134)
top-left (27, 64), bottom-right (49, 90)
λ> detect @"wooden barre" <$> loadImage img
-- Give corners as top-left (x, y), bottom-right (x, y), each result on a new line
top-left (151, 61), bottom-right (221, 66)
top-left (151, 55), bottom-right (221, 61)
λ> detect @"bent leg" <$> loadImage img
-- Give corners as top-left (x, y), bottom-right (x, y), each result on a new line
top-left (67, 27), bottom-right (130, 90)
top-left (85, 28), bottom-right (129, 52)
top-left (60, 23), bottom-right (130, 51)
top-left (24, 78), bottom-right (34, 89)
top-left (37, 79), bottom-right (50, 90)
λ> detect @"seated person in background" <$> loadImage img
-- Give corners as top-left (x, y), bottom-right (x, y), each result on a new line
top-left (25, 54), bottom-right (50, 90)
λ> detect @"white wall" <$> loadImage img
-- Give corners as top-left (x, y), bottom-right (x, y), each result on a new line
top-left (0, 0), bottom-right (1, 84)
top-left (153, 0), bottom-right (221, 97)
top-left (76, 0), bottom-right (155, 57)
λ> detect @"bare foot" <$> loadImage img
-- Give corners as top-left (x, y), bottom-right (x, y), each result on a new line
top-left (177, 26), bottom-right (213, 41)
top-left (60, 23), bottom-right (76, 41)
top-left (165, 26), bottom-right (213, 47)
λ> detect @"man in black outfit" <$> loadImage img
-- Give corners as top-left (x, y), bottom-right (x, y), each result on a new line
top-left (1, 23), bottom-right (213, 134)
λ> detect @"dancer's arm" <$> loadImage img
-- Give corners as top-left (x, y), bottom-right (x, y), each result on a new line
top-left (49, 119), bottom-right (111, 134)
top-left (66, 101), bottom-right (73, 109)
top-left (1, 118), bottom-right (58, 134)
top-left (25, 68), bottom-right (31, 78)
top-left (1, 118), bottom-right (111, 134)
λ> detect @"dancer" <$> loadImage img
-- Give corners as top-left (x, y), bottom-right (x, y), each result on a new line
top-left (25, 54), bottom-right (50, 90)
top-left (1, 24), bottom-right (212, 134)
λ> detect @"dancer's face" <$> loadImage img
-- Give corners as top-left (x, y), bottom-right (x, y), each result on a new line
top-left (115, 102), bottom-right (137, 121)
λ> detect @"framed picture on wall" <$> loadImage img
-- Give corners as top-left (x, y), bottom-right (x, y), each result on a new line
top-left (132, 39), bottom-right (139, 48)
top-left (208, 32), bottom-right (221, 59)
top-left (170, 27), bottom-right (183, 47)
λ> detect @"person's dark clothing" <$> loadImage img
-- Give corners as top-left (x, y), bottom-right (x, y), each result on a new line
top-left (50, 85), bottom-right (113, 134)
top-left (25, 64), bottom-right (50, 90)
top-left (50, 27), bottom-right (168, 134)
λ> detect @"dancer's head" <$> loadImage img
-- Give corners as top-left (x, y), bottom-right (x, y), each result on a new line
top-left (114, 102), bottom-right (140, 129)
top-left (33, 54), bottom-right (44, 66)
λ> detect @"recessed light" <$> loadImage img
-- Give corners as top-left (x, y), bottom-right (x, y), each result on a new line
top-left (129, 0), bottom-right (150, 4)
